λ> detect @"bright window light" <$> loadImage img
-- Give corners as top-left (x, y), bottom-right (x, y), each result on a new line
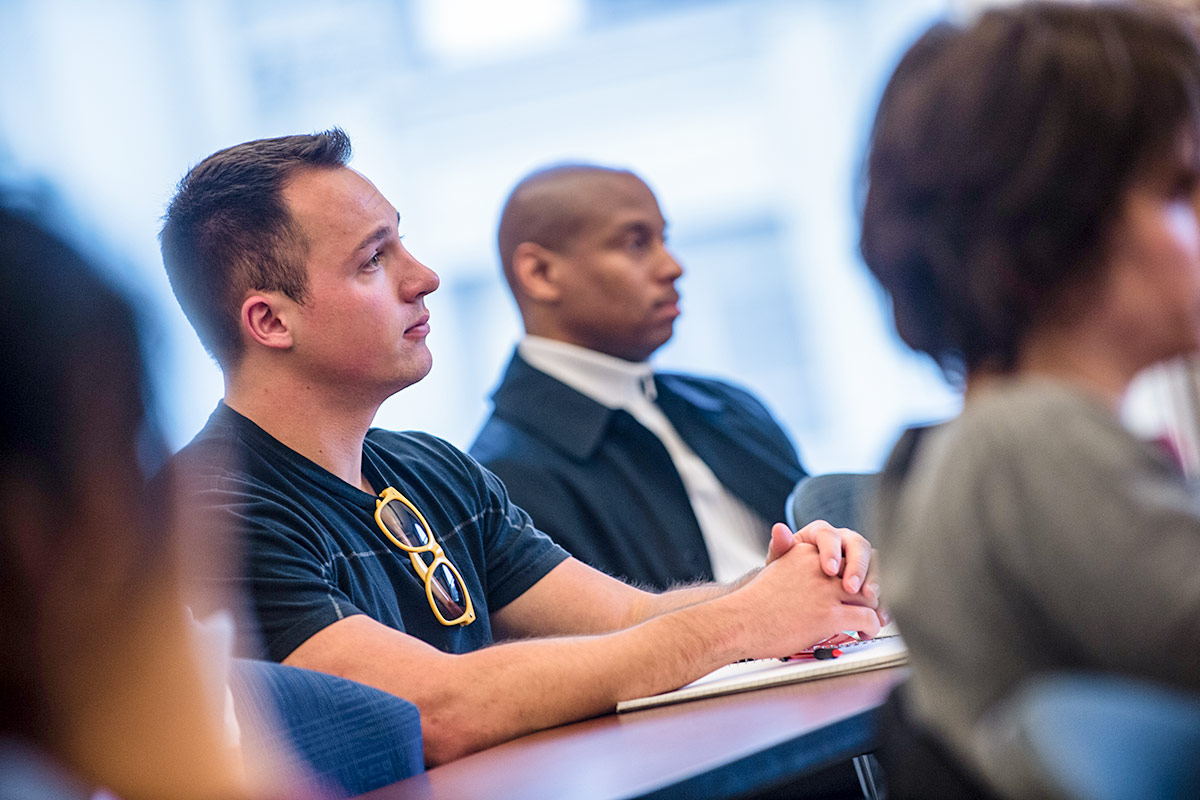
top-left (416, 0), bottom-right (584, 62)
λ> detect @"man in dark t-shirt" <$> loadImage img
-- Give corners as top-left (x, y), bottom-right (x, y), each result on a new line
top-left (160, 129), bottom-right (882, 766)
top-left (174, 405), bottom-right (568, 660)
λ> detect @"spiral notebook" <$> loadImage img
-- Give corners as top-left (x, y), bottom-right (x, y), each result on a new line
top-left (616, 635), bottom-right (908, 713)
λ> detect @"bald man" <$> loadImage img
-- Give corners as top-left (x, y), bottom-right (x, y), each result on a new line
top-left (470, 165), bottom-right (810, 590)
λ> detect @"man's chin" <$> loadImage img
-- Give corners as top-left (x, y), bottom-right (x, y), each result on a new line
top-left (380, 353), bottom-right (434, 396)
top-left (641, 326), bottom-right (675, 360)
top-left (408, 352), bottom-right (435, 386)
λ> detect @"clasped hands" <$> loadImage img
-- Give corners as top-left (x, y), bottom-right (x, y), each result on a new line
top-left (765, 519), bottom-right (887, 638)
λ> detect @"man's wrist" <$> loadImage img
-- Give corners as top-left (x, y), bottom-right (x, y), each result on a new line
top-left (655, 590), bottom-right (749, 669)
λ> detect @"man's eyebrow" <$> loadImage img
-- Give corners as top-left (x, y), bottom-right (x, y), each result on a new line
top-left (617, 218), bottom-right (665, 235)
top-left (352, 212), bottom-right (401, 255)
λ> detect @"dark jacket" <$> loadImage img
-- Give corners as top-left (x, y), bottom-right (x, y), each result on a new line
top-left (469, 351), bottom-right (806, 589)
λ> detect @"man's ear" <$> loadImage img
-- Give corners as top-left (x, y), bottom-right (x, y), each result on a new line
top-left (240, 293), bottom-right (295, 351)
top-left (511, 242), bottom-right (564, 304)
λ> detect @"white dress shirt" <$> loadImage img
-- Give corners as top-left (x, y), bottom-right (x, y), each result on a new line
top-left (518, 336), bottom-right (771, 582)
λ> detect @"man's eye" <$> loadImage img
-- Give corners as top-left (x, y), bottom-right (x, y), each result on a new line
top-left (365, 252), bottom-right (382, 269)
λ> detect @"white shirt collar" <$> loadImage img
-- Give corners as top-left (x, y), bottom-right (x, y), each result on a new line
top-left (518, 335), bottom-right (657, 409)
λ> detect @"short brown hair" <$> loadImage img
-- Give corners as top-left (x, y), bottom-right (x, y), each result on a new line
top-left (159, 129), bottom-right (352, 367)
top-left (860, 2), bottom-right (1200, 381)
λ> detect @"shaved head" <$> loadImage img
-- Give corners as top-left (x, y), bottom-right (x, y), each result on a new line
top-left (494, 162), bottom-right (683, 361)
top-left (497, 164), bottom-right (641, 287)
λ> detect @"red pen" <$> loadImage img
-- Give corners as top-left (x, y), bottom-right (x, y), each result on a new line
top-left (781, 647), bottom-right (843, 662)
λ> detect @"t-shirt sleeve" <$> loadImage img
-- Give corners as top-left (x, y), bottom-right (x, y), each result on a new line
top-left (196, 479), bottom-right (365, 662)
top-left (472, 459), bottom-right (570, 611)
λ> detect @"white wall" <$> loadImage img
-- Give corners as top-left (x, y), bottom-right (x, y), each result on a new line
top-left (0, 0), bottom-right (959, 472)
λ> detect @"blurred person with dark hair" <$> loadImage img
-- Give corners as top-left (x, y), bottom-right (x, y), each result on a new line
top-left (860, 2), bottom-right (1200, 796)
top-left (0, 200), bottom-right (290, 799)
top-left (160, 130), bottom-right (884, 767)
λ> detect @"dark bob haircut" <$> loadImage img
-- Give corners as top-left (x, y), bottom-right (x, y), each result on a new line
top-left (860, 2), bottom-right (1200, 381)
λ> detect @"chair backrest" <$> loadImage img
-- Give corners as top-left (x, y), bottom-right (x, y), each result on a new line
top-left (232, 659), bottom-right (424, 796)
top-left (977, 673), bottom-right (1200, 800)
top-left (786, 473), bottom-right (878, 539)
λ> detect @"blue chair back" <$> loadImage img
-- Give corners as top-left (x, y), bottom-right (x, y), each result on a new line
top-left (232, 659), bottom-right (424, 796)
top-left (786, 473), bottom-right (878, 539)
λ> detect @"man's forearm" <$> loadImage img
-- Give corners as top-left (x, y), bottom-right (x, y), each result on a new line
top-left (293, 597), bottom-right (746, 766)
top-left (628, 569), bottom-right (760, 623)
top-left (290, 542), bottom-right (879, 767)
top-left (434, 544), bottom-right (873, 762)
top-left (439, 595), bottom-right (746, 757)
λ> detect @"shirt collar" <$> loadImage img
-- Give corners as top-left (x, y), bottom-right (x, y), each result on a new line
top-left (518, 335), bottom-right (657, 408)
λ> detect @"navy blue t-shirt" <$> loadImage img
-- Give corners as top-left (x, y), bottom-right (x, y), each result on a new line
top-left (172, 403), bottom-right (570, 662)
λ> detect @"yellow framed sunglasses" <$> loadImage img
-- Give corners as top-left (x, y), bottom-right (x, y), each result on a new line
top-left (374, 486), bottom-right (476, 627)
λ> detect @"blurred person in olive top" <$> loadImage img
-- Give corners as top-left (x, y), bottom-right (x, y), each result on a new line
top-left (160, 130), bottom-right (883, 767)
top-left (471, 164), bottom-right (821, 591)
top-left (860, 2), bottom-right (1200, 796)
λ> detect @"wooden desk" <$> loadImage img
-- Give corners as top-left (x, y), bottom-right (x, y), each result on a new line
top-left (360, 666), bottom-right (907, 800)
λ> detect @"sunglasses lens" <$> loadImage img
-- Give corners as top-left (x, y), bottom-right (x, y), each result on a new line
top-left (379, 501), bottom-right (431, 548)
top-left (378, 490), bottom-right (472, 625)
top-left (430, 563), bottom-right (467, 619)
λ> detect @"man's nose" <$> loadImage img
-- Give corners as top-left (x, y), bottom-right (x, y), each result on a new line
top-left (662, 248), bottom-right (684, 281)
top-left (403, 255), bottom-right (441, 299)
